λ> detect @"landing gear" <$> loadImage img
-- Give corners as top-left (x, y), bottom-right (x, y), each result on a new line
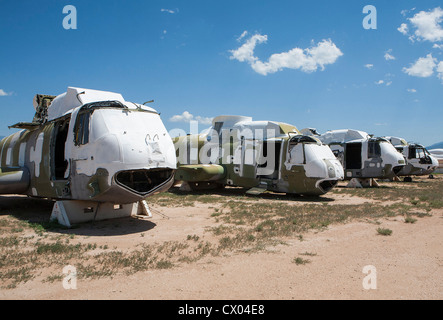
top-left (50, 200), bottom-right (152, 228)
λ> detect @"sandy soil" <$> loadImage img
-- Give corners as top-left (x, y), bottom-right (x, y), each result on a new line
top-left (0, 181), bottom-right (442, 300)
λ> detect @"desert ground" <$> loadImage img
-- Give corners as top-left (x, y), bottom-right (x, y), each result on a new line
top-left (0, 175), bottom-right (441, 300)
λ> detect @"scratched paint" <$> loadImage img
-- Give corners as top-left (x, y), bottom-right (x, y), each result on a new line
top-left (384, 136), bottom-right (438, 176)
top-left (0, 87), bottom-right (176, 205)
top-left (30, 132), bottom-right (45, 178)
top-left (174, 115), bottom-right (344, 196)
top-left (305, 129), bottom-right (406, 180)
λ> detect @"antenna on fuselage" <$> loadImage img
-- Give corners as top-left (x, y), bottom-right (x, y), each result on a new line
top-left (76, 91), bottom-right (86, 104)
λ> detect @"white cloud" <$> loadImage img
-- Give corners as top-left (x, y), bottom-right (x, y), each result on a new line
top-left (169, 111), bottom-right (213, 125)
top-left (230, 33), bottom-right (267, 64)
top-left (433, 43), bottom-right (443, 49)
top-left (161, 8), bottom-right (177, 14)
top-left (236, 31), bottom-right (248, 42)
top-left (229, 33), bottom-right (343, 75)
top-left (364, 63), bottom-right (374, 69)
top-left (401, 8), bottom-right (416, 17)
top-left (384, 49), bottom-right (396, 61)
top-left (437, 61), bottom-right (443, 82)
top-left (407, 88), bottom-right (417, 93)
top-left (375, 76), bottom-right (393, 86)
top-left (170, 111), bottom-right (193, 122)
top-left (0, 89), bottom-right (12, 96)
top-left (398, 23), bottom-right (409, 35)
top-left (193, 116), bottom-right (213, 125)
top-left (403, 54), bottom-right (437, 77)
top-left (408, 7), bottom-right (443, 42)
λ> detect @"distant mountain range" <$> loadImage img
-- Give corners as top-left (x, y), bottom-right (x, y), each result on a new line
top-left (427, 141), bottom-right (443, 150)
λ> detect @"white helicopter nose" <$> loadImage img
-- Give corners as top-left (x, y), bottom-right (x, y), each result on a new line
top-left (431, 156), bottom-right (439, 168)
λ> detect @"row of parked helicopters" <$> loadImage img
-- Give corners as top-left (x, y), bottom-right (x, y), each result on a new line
top-left (0, 87), bottom-right (439, 226)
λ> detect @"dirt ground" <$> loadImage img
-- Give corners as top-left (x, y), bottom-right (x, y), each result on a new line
top-left (0, 178), bottom-right (442, 300)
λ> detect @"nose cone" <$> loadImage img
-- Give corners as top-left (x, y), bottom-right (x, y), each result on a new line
top-left (120, 132), bottom-right (177, 169)
top-left (385, 150), bottom-right (405, 166)
top-left (305, 159), bottom-right (344, 195)
top-left (87, 167), bottom-right (175, 204)
top-left (99, 132), bottom-right (177, 203)
top-left (431, 155), bottom-right (439, 168)
top-left (421, 155), bottom-right (440, 175)
top-left (331, 159), bottom-right (345, 180)
top-left (381, 145), bottom-right (406, 177)
top-left (83, 132), bottom-right (177, 204)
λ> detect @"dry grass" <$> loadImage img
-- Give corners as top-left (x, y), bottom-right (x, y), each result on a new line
top-left (1, 176), bottom-right (441, 289)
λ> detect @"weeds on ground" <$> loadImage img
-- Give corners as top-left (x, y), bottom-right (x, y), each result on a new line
top-left (376, 228), bottom-right (393, 236)
top-left (1, 177), bottom-right (441, 288)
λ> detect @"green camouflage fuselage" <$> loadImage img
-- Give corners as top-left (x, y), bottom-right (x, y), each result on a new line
top-left (0, 104), bottom-right (176, 203)
top-left (173, 121), bottom-right (344, 196)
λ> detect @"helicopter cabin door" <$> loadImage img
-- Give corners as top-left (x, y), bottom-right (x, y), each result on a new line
top-left (257, 139), bottom-right (282, 180)
top-left (345, 142), bottom-right (362, 170)
top-left (50, 117), bottom-right (70, 181)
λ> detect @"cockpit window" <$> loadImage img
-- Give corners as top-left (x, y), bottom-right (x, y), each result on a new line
top-left (73, 101), bottom-right (126, 146)
top-left (289, 135), bottom-right (318, 145)
top-left (287, 135), bottom-right (322, 164)
top-left (368, 141), bottom-right (381, 158)
top-left (409, 147), bottom-right (427, 159)
top-left (416, 148), bottom-right (425, 159)
top-left (74, 111), bottom-right (91, 146)
top-left (81, 100), bottom-right (126, 110)
top-left (213, 122), bottom-right (223, 135)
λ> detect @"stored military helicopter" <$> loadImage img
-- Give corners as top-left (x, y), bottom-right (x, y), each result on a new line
top-left (384, 136), bottom-right (438, 180)
top-left (0, 87), bottom-right (176, 226)
top-left (301, 128), bottom-right (405, 187)
top-left (428, 149), bottom-right (443, 173)
top-left (173, 115), bottom-right (344, 196)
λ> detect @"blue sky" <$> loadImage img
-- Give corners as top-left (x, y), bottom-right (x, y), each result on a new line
top-left (1, 0), bottom-right (442, 146)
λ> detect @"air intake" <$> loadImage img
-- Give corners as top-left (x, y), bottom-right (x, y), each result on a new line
top-left (115, 168), bottom-right (174, 194)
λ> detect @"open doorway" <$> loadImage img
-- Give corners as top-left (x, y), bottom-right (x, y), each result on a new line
top-left (257, 140), bottom-right (282, 179)
top-left (51, 118), bottom-right (70, 180)
top-left (345, 142), bottom-right (362, 169)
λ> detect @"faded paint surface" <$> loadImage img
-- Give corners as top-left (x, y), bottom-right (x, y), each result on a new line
top-left (174, 115), bottom-right (344, 196)
top-left (0, 87), bottom-right (176, 206)
top-left (304, 129), bottom-right (406, 180)
top-left (385, 137), bottom-right (438, 176)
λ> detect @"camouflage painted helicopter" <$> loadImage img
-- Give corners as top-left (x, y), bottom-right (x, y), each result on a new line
top-left (301, 128), bottom-right (406, 187)
top-left (173, 115), bottom-right (344, 196)
top-left (0, 87), bottom-right (176, 226)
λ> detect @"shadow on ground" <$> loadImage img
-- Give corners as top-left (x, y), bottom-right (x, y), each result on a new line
top-left (0, 195), bottom-right (156, 236)
top-left (167, 185), bottom-right (336, 203)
